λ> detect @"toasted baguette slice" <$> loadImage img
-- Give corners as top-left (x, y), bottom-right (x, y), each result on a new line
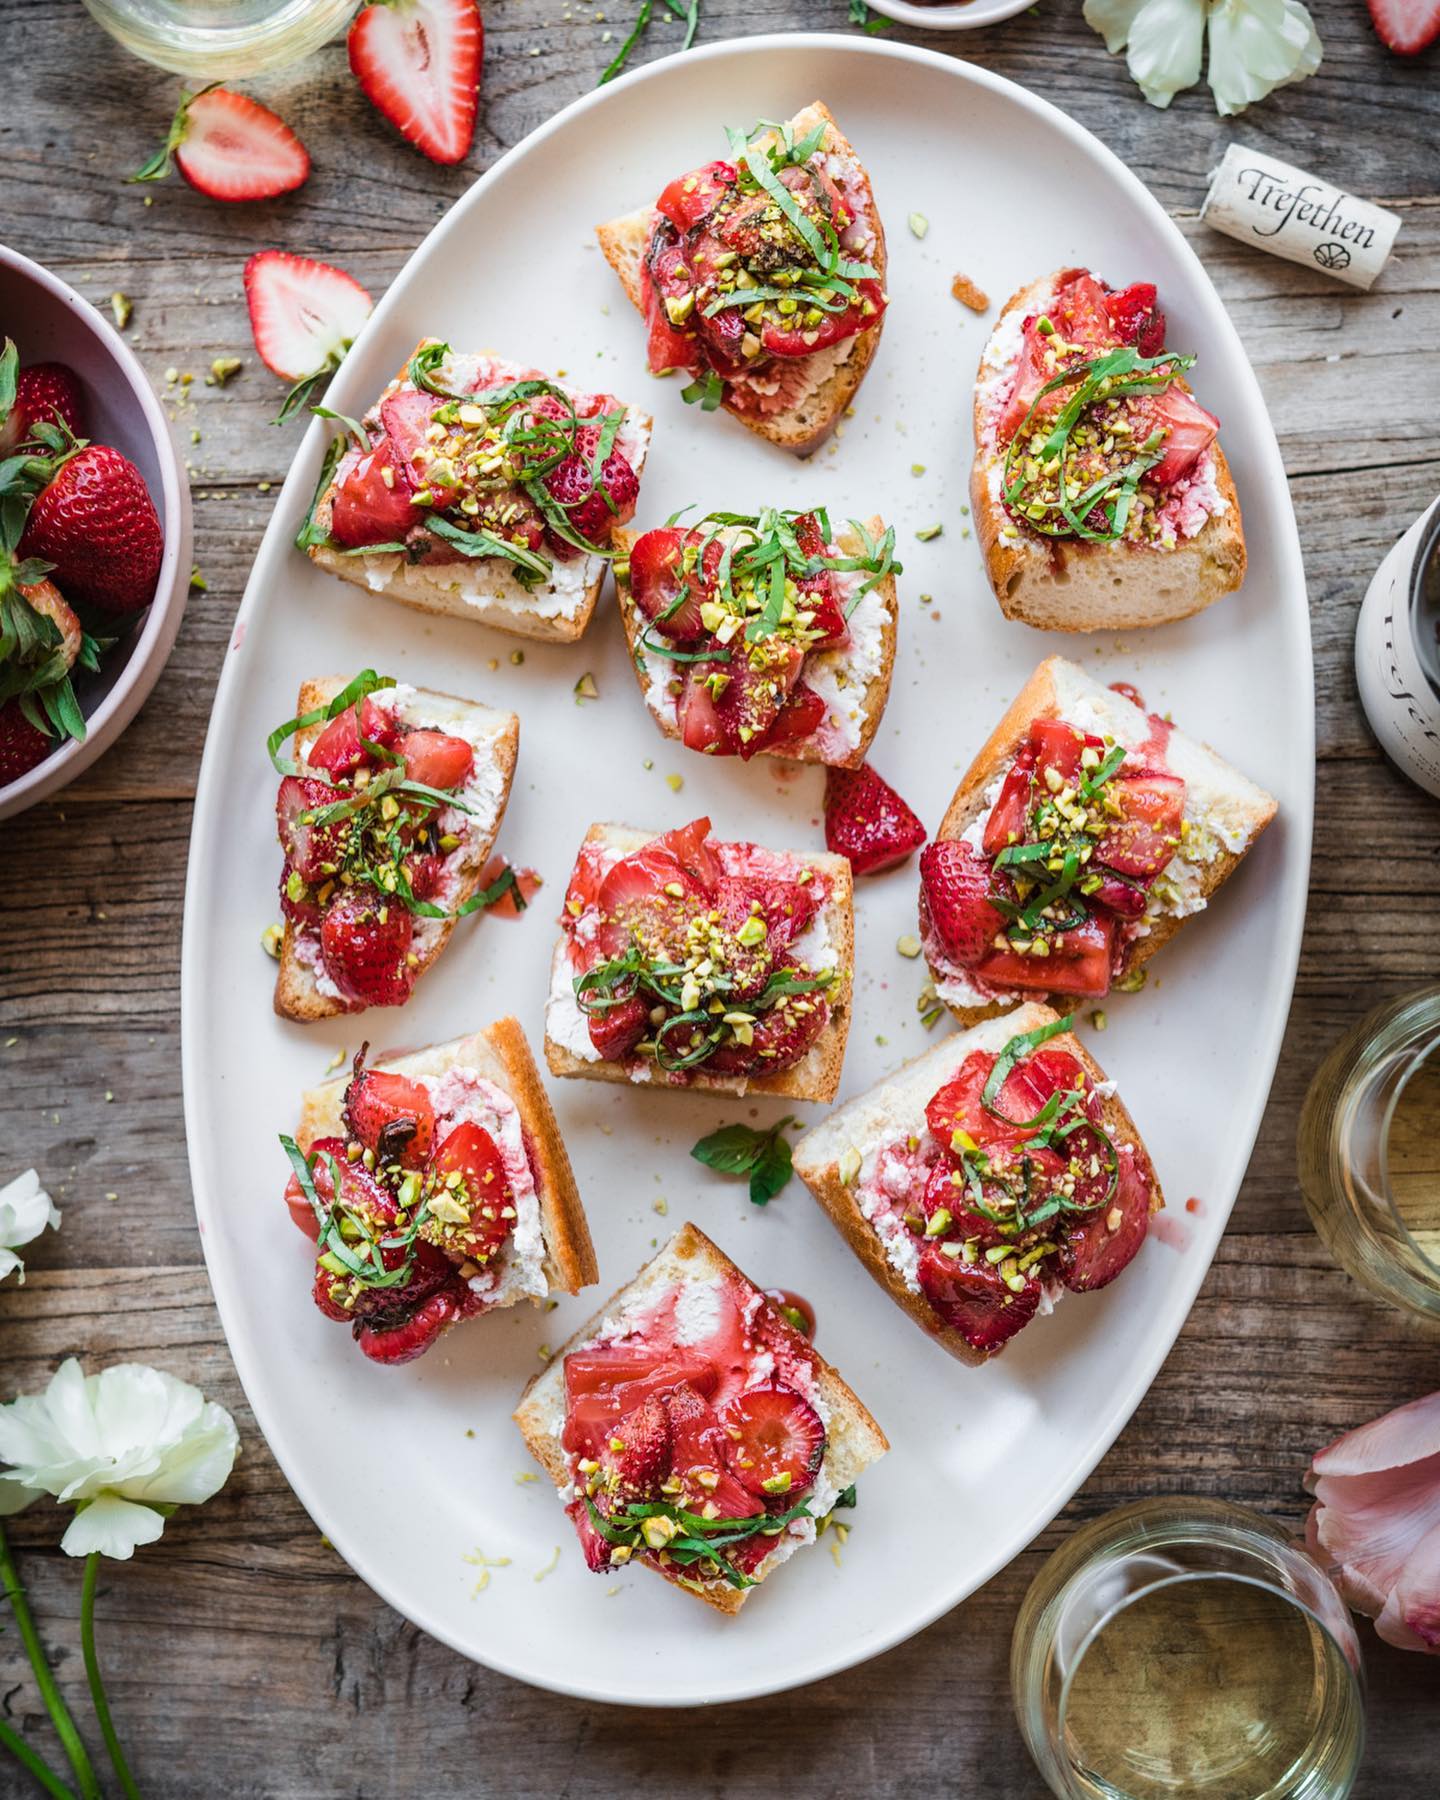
top-left (275, 676), bottom-right (519, 1023)
top-left (611, 516), bottom-right (899, 769)
top-left (924, 656), bottom-right (1277, 1028)
top-left (304, 340), bottom-right (652, 644)
top-left (972, 271), bottom-right (1245, 630)
top-left (792, 1005), bottom-right (1164, 1366)
top-left (298, 1021), bottom-right (597, 1300)
top-left (596, 103), bottom-right (887, 456)
top-left (513, 1221), bottom-right (888, 1613)
top-left (543, 822), bottom-right (854, 1101)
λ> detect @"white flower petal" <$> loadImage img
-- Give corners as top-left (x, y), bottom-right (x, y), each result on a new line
top-left (1083, 0), bottom-right (1151, 54)
top-left (0, 1476), bottom-right (45, 1516)
top-left (0, 1169), bottom-right (60, 1282)
top-left (1207, 0), bottom-right (1323, 117)
top-left (0, 1359), bottom-right (238, 1517)
top-left (60, 1495), bottom-right (166, 1561)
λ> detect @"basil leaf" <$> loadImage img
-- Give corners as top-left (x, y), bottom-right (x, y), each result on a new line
top-left (690, 1117), bottom-right (796, 1206)
top-left (293, 434), bottom-right (348, 552)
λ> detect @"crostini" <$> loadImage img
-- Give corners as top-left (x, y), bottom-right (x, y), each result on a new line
top-left (612, 505), bottom-right (899, 767)
top-left (916, 657), bottom-right (1276, 1025)
top-left (597, 105), bottom-right (888, 454)
top-left (281, 1022), bottom-right (597, 1367)
top-left (513, 1221), bottom-right (887, 1612)
top-left (543, 817), bottom-right (853, 1101)
top-left (793, 1006), bottom-right (1163, 1362)
top-left (973, 268), bottom-right (1245, 629)
top-left (271, 671), bottom-right (518, 1020)
top-left (298, 339), bottom-right (652, 643)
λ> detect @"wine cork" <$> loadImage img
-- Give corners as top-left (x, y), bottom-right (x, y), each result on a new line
top-left (1201, 145), bottom-right (1400, 291)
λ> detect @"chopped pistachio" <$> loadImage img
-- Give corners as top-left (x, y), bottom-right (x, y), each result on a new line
top-left (260, 922), bottom-right (283, 959)
top-left (896, 933), bottom-right (922, 959)
top-left (110, 292), bottom-right (132, 330)
top-left (838, 1146), bottom-right (862, 1187)
top-left (665, 772), bottom-right (684, 793)
top-left (573, 672), bottom-right (599, 703)
top-left (189, 565), bottom-right (207, 591)
top-left (916, 523), bottom-right (943, 542)
top-left (210, 355), bottom-right (243, 386)
top-left (908, 212), bottom-right (929, 240)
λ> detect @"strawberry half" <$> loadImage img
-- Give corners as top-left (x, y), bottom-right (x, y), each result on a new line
top-left (717, 1384), bottom-right (825, 1501)
top-left (1367, 0), bottom-right (1440, 53)
top-left (19, 444), bottom-right (163, 615)
top-left (918, 839), bottom-right (1005, 967)
top-left (824, 762), bottom-right (927, 876)
top-left (348, 0), bottom-right (483, 167)
top-left (354, 1287), bottom-right (460, 1364)
top-left (243, 251), bottom-right (373, 418)
top-left (917, 1243), bottom-right (1040, 1353)
top-left (132, 86), bottom-right (309, 203)
top-left (343, 1064), bottom-right (436, 1166)
top-left (423, 1120), bottom-right (514, 1264)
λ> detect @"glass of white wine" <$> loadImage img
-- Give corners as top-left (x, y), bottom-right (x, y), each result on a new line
top-left (1013, 1499), bottom-right (1365, 1800)
top-left (80, 0), bottom-right (358, 80)
top-left (1298, 988), bottom-right (1440, 1322)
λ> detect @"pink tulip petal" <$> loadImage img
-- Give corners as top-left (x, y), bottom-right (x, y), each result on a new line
top-left (1310, 1450), bottom-right (1440, 1611)
top-left (1374, 1516), bottom-right (1440, 1655)
top-left (1309, 1389), bottom-right (1440, 1480)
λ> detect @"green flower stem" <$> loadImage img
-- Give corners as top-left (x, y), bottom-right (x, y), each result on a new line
top-left (0, 1715), bottom-right (78, 1800)
top-left (0, 1523), bottom-right (100, 1800)
top-left (79, 1554), bottom-right (142, 1800)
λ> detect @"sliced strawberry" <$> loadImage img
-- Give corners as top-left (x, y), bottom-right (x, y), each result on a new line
top-left (1090, 868), bottom-right (1149, 919)
top-left (926, 1051), bottom-right (1051, 1153)
top-left (308, 697), bottom-right (399, 779)
top-left (664, 1383), bottom-right (763, 1519)
top-left (1030, 716), bottom-right (1100, 787)
top-left (19, 444), bottom-right (162, 615)
top-left (919, 840), bottom-right (1005, 968)
top-left (275, 774), bottom-right (347, 882)
top-left (714, 874), bottom-right (817, 953)
top-left (283, 1134), bottom-right (348, 1238)
top-left (704, 988), bottom-right (829, 1077)
top-left (2, 363), bottom-right (85, 451)
top-left (998, 272), bottom-right (1116, 443)
top-left (1100, 773), bottom-right (1184, 879)
top-left (312, 1265), bottom-right (354, 1323)
top-left (628, 526), bottom-right (717, 640)
top-left (763, 276), bottom-right (885, 359)
top-left (1104, 281), bottom-right (1166, 357)
top-left (424, 1120), bottom-right (513, 1263)
top-left (144, 87), bottom-right (309, 204)
top-left (824, 763), bottom-right (926, 876)
top-left (594, 819), bottom-right (718, 958)
top-left (761, 681), bottom-right (827, 750)
top-left (568, 1496), bottom-right (615, 1572)
top-left (977, 912), bottom-right (1115, 998)
top-left (320, 883), bottom-right (415, 1008)
top-left (397, 726), bottom-right (473, 790)
top-left (562, 1349), bottom-right (719, 1458)
top-left (981, 751), bottom-right (1036, 858)
top-left (344, 1065), bottom-right (436, 1165)
top-left (354, 1286), bottom-right (460, 1364)
top-left (920, 1162), bottom-right (1017, 1248)
top-left (1057, 1147), bottom-right (1155, 1292)
top-left (641, 230), bottom-right (702, 375)
top-left (348, 0), bottom-right (482, 166)
top-left (1143, 384), bottom-right (1219, 488)
top-left (599, 1393), bottom-right (673, 1499)
top-left (1367, 0), bottom-right (1440, 52)
top-left (917, 1243), bottom-right (1040, 1352)
top-left (542, 431), bottom-right (639, 553)
top-left (330, 439), bottom-right (425, 547)
top-left (717, 1385), bottom-right (825, 1501)
top-left (686, 639), bottom-right (805, 760)
top-left (656, 160), bottom-right (736, 231)
top-left (243, 250), bottom-right (373, 384)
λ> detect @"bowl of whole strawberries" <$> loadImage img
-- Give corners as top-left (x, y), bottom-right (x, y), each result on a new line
top-left (0, 244), bottom-right (192, 820)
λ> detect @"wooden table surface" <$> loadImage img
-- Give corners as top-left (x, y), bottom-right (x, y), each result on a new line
top-left (2, 2), bottom-right (1438, 1793)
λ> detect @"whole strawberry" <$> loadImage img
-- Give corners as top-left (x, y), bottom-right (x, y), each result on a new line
top-left (0, 362), bottom-right (86, 453)
top-left (20, 445), bottom-right (163, 615)
top-left (0, 700), bottom-right (53, 786)
top-left (824, 762), bottom-right (927, 876)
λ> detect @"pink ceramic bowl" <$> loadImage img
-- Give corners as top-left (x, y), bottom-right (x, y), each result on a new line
top-left (0, 244), bottom-right (192, 821)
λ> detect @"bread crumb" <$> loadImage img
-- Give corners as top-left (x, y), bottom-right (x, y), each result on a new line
top-left (951, 272), bottom-right (989, 313)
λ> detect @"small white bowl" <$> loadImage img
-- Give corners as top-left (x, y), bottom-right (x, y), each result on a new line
top-left (867, 0), bottom-right (1036, 29)
top-left (0, 246), bottom-right (192, 821)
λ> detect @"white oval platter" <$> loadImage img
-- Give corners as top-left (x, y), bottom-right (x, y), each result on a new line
top-left (182, 33), bottom-right (1313, 1706)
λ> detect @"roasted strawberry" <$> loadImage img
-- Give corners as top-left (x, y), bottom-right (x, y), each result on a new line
top-left (348, 1236), bottom-right (454, 1321)
top-left (321, 883), bottom-right (415, 1008)
top-left (718, 1384), bottom-right (825, 1501)
top-left (397, 727), bottom-right (473, 790)
top-left (311, 1265), bottom-right (353, 1323)
top-left (283, 1133), bottom-right (348, 1237)
top-left (0, 701), bottom-right (53, 786)
top-left (354, 1286), bottom-right (460, 1364)
top-left (1100, 773), bottom-right (1184, 879)
top-left (824, 763), bottom-right (926, 876)
top-left (1104, 281), bottom-right (1166, 357)
top-left (594, 820), bottom-right (718, 958)
top-left (761, 682), bottom-right (827, 750)
top-left (330, 439), bottom-right (425, 547)
top-left (917, 1243), bottom-right (1040, 1352)
top-left (599, 1393), bottom-right (673, 1499)
top-left (423, 1120), bottom-right (514, 1263)
top-left (663, 1383), bottom-right (762, 1519)
top-left (343, 1065), bottom-right (436, 1166)
top-left (1057, 1149), bottom-right (1154, 1292)
top-left (655, 160), bottom-right (736, 231)
top-left (543, 439), bottom-right (639, 552)
top-left (977, 912), bottom-right (1115, 998)
top-left (1143, 384), bottom-right (1220, 488)
top-left (19, 444), bottom-right (162, 615)
top-left (920, 1162), bottom-right (1013, 1248)
top-left (307, 697), bottom-right (398, 779)
top-left (275, 775), bottom-right (347, 883)
top-left (568, 1496), bottom-right (617, 1572)
top-left (919, 840), bottom-right (1005, 967)
top-left (561, 1348), bottom-right (719, 1457)
top-left (982, 751), bottom-right (1037, 857)
top-left (715, 874), bottom-right (817, 954)
top-left (1, 362), bottom-right (85, 451)
top-left (627, 526), bottom-right (715, 639)
top-left (587, 991), bottom-right (650, 1062)
top-left (705, 988), bottom-right (829, 1077)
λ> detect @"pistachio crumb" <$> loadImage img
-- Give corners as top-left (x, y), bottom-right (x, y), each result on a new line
top-left (110, 292), bottom-right (132, 330)
top-left (908, 212), bottom-right (929, 240)
top-left (896, 933), bottom-right (922, 959)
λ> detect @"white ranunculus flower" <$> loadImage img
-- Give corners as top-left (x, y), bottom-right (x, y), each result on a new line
top-left (1084, 0), bottom-right (1322, 114)
top-left (0, 1169), bottom-right (61, 1284)
top-left (0, 1359), bottom-right (239, 1559)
